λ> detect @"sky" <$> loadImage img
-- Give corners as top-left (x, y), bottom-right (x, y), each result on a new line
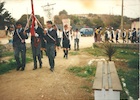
top-left (2, 0), bottom-right (140, 20)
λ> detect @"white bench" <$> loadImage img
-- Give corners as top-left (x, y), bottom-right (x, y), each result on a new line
top-left (93, 61), bottom-right (122, 100)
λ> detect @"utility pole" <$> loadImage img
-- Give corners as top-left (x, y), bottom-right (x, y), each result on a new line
top-left (121, 0), bottom-right (124, 37)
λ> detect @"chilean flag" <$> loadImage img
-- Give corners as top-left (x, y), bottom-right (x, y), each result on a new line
top-left (30, 0), bottom-right (35, 36)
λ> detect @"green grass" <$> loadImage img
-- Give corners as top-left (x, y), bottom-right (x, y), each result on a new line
top-left (82, 47), bottom-right (104, 56)
top-left (1, 51), bottom-right (13, 57)
top-left (118, 69), bottom-right (138, 99)
top-left (81, 45), bottom-right (139, 99)
top-left (82, 46), bottom-right (139, 61)
top-left (0, 58), bottom-right (16, 75)
top-left (69, 51), bottom-right (79, 55)
top-left (0, 57), bottom-right (32, 75)
top-left (68, 65), bottom-right (96, 94)
top-left (0, 46), bottom-right (33, 75)
top-left (67, 65), bottom-right (96, 78)
top-left (128, 57), bottom-right (139, 69)
top-left (114, 48), bottom-right (139, 60)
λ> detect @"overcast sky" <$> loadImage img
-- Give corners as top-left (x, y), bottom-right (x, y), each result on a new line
top-left (2, 0), bottom-right (140, 20)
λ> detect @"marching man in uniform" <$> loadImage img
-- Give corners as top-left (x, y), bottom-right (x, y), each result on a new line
top-left (26, 21), bottom-right (43, 70)
top-left (13, 22), bottom-right (28, 71)
top-left (43, 21), bottom-right (59, 72)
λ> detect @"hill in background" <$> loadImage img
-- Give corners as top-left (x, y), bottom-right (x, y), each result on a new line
top-left (54, 10), bottom-right (132, 30)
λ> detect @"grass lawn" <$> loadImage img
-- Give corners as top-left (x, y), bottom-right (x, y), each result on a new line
top-left (68, 44), bottom-right (139, 99)
top-left (67, 65), bottom-right (96, 94)
top-left (69, 51), bottom-right (80, 55)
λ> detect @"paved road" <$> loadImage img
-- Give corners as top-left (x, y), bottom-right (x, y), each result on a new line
top-left (0, 36), bottom-right (95, 49)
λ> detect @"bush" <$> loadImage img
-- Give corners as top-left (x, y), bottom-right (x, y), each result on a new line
top-left (103, 43), bottom-right (116, 61)
top-left (128, 58), bottom-right (139, 69)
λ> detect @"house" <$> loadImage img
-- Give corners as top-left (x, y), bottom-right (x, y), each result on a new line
top-left (131, 17), bottom-right (140, 30)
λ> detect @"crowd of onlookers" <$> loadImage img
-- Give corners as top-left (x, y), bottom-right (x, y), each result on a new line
top-left (5, 24), bottom-right (140, 44)
top-left (94, 27), bottom-right (140, 43)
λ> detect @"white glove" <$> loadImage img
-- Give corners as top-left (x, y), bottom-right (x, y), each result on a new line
top-left (35, 33), bottom-right (39, 37)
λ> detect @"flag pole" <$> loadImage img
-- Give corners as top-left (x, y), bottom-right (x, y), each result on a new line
top-left (31, 0), bottom-right (35, 36)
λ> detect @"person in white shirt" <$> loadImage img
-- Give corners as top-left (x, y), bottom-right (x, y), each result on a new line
top-left (74, 29), bottom-right (81, 51)
top-left (122, 29), bottom-right (126, 43)
top-left (57, 29), bottom-right (62, 47)
top-left (128, 29), bottom-right (132, 43)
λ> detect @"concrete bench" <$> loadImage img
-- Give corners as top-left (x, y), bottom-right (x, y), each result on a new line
top-left (93, 61), bottom-right (122, 100)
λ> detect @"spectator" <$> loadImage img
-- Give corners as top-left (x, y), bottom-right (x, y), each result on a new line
top-left (74, 29), bottom-right (81, 51)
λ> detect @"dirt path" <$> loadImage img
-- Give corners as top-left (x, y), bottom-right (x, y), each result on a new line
top-left (0, 37), bottom-right (95, 100)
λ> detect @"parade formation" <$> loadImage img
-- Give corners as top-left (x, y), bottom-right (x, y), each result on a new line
top-left (6, 0), bottom-right (140, 73)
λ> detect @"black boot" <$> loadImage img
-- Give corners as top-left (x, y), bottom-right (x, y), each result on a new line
top-left (66, 50), bottom-right (68, 59)
top-left (63, 50), bottom-right (66, 58)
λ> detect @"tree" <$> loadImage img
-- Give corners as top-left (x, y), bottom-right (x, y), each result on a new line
top-left (92, 17), bottom-right (104, 28)
top-left (59, 10), bottom-right (68, 16)
top-left (83, 18), bottom-right (94, 27)
top-left (0, 2), bottom-right (15, 29)
top-left (54, 15), bottom-right (62, 24)
top-left (88, 13), bottom-right (94, 17)
top-left (69, 15), bottom-right (80, 25)
top-left (18, 14), bottom-right (44, 27)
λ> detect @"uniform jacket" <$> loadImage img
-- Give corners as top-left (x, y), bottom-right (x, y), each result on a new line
top-left (13, 28), bottom-right (28, 47)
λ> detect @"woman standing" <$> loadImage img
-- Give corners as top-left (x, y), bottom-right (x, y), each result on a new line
top-left (62, 24), bottom-right (70, 59)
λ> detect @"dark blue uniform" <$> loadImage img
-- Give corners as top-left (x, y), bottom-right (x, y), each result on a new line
top-left (13, 28), bottom-right (28, 71)
top-left (62, 31), bottom-right (70, 48)
top-left (32, 27), bottom-right (43, 69)
top-left (43, 28), bottom-right (59, 71)
top-left (62, 31), bottom-right (70, 59)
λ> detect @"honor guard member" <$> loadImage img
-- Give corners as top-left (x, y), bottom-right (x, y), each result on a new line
top-left (116, 29), bottom-right (119, 43)
top-left (62, 24), bottom-right (70, 59)
top-left (110, 27), bottom-right (114, 43)
top-left (13, 22), bottom-right (28, 71)
top-left (44, 21), bottom-right (59, 72)
top-left (104, 28), bottom-right (109, 42)
top-left (74, 29), bottom-right (81, 51)
top-left (27, 22), bottom-right (43, 70)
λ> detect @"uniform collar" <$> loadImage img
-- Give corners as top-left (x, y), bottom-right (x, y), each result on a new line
top-left (48, 28), bottom-right (53, 32)
top-left (16, 28), bottom-right (22, 32)
top-left (64, 30), bottom-right (69, 33)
